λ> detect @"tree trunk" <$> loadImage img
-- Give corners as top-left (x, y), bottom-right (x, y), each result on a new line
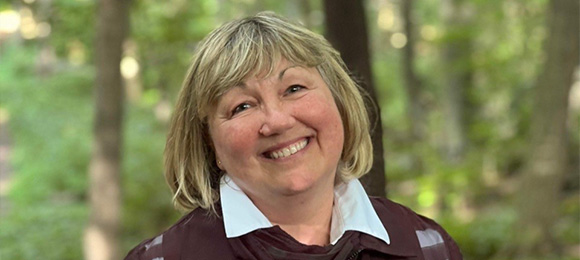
top-left (440, 0), bottom-right (473, 164)
top-left (84, 0), bottom-right (130, 259)
top-left (514, 0), bottom-right (579, 256)
top-left (402, 0), bottom-right (425, 141)
top-left (323, 0), bottom-right (386, 197)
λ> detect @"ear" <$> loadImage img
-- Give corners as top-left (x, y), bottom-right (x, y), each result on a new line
top-left (216, 158), bottom-right (224, 170)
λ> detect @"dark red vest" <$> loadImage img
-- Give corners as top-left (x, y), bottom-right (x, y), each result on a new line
top-left (125, 197), bottom-right (462, 260)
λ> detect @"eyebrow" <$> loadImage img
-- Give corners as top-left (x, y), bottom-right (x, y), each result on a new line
top-left (278, 65), bottom-right (301, 80)
top-left (236, 82), bottom-right (247, 89)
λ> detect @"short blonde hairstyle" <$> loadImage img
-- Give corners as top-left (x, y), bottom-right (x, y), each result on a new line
top-left (164, 12), bottom-right (373, 212)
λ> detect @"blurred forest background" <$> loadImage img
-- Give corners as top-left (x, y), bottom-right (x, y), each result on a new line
top-left (0, 0), bottom-right (578, 259)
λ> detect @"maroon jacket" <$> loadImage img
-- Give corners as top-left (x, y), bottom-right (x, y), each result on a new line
top-left (126, 197), bottom-right (462, 260)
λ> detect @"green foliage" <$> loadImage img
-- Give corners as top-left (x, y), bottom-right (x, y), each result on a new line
top-left (0, 43), bottom-right (180, 258)
top-left (0, 44), bottom-right (92, 259)
top-left (441, 207), bottom-right (517, 260)
top-left (132, 0), bottom-right (217, 96)
top-left (371, 0), bottom-right (578, 258)
top-left (50, 0), bottom-right (96, 60)
top-left (0, 204), bottom-right (87, 260)
top-left (8, 73), bottom-right (92, 205)
top-left (373, 51), bottom-right (406, 133)
top-left (0, 44), bottom-right (93, 207)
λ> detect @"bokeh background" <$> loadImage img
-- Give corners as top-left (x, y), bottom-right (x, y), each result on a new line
top-left (0, 0), bottom-right (578, 259)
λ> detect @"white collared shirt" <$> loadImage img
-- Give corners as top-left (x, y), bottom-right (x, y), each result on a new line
top-left (219, 175), bottom-right (390, 245)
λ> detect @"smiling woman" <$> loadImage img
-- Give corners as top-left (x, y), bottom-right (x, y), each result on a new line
top-left (126, 12), bottom-right (462, 260)
top-left (209, 60), bottom-right (345, 245)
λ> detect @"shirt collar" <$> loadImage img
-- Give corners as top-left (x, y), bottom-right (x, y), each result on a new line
top-left (219, 175), bottom-right (390, 245)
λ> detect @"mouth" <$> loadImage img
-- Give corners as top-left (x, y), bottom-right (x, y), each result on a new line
top-left (263, 138), bottom-right (310, 159)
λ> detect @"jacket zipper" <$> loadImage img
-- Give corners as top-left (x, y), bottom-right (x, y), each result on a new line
top-left (346, 249), bottom-right (362, 260)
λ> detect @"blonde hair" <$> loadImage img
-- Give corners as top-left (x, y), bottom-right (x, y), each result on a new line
top-left (164, 12), bottom-right (373, 212)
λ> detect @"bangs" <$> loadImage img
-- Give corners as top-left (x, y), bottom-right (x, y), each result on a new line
top-left (192, 16), bottom-right (329, 118)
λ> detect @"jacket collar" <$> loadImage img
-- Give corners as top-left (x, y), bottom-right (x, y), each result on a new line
top-left (357, 197), bottom-right (423, 258)
top-left (219, 175), bottom-right (390, 245)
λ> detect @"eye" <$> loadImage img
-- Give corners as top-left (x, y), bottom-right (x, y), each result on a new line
top-left (232, 103), bottom-right (252, 116)
top-left (285, 85), bottom-right (305, 95)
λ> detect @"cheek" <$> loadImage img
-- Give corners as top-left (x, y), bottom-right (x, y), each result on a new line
top-left (211, 122), bottom-right (258, 162)
top-left (325, 110), bottom-right (345, 152)
top-left (300, 95), bottom-right (344, 148)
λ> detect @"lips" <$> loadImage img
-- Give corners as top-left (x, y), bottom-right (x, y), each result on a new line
top-left (264, 138), bottom-right (309, 159)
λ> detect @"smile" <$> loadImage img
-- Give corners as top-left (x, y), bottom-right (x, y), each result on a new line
top-left (266, 138), bottom-right (309, 159)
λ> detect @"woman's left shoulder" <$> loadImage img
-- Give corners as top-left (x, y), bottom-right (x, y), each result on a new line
top-left (124, 206), bottom-right (232, 260)
top-left (368, 197), bottom-right (463, 260)
top-left (369, 197), bottom-right (442, 229)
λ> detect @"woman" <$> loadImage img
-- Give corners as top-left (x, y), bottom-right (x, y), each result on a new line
top-left (126, 12), bottom-right (462, 260)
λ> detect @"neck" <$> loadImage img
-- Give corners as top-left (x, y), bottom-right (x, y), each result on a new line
top-left (249, 181), bottom-right (335, 246)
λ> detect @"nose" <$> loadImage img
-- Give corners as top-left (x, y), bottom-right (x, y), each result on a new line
top-left (259, 103), bottom-right (295, 136)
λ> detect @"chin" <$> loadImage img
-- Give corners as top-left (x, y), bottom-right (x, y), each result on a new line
top-left (274, 175), bottom-right (329, 196)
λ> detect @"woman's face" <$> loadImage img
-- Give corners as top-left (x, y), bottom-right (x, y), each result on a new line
top-left (208, 59), bottom-right (344, 200)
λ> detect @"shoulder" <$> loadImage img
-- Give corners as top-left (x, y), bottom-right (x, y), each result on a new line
top-left (369, 197), bottom-right (463, 260)
top-left (370, 197), bottom-right (438, 228)
top-left (124, 206), bottom-right (233, 260)
top-left (369, 197), bottom-right (447, 232)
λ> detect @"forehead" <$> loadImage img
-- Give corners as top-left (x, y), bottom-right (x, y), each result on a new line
top-left (245, 59), bottom-right (303, 82)
top-left (220, 59), bottom-right (317, 95)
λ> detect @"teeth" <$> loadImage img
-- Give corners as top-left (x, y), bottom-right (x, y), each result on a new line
top-left (268, 139), bottom-right (308, 159)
